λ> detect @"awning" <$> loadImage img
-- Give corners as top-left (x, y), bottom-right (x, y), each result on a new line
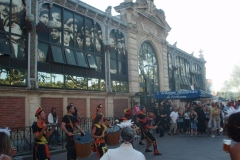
top-left (155, 90), bottom-right (212, 99)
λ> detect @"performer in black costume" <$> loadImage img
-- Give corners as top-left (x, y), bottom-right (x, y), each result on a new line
top-left (138, 106), bottom-right (162, 156)
top-left (61, 105), bottom-right (85, 160)
top-left (32, 107), bottom-right (56, 160)
top-left (91, 114), bottom-right (108, 159)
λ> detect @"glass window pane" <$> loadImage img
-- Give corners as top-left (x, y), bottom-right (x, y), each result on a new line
top-left (10, 35), bottom-right (26, 59)
top-left (65, 75), bottom-right (77, 89)
top-left (51, 45), bottom-right (65, 63)
top-left (100, 79), bottom-right (105, 91)
top-left (66, 75), bottom-right (87, 89)
top-left (95, 56), bottom-right (102, 71)
top-left (110, 59), bottom-right (117, 74)
top-left (76, 51), bottom-right (88, 68)
top-left (51, 73), bottom-right (64, 88)
top-left (95, 23), bottom-right (103, 53)
top-left (119, 61), bottom-right (127, 75)
top-left (0, 0), bottom-right (9, 32)
top-left (64, 48), bottom-right (76, 65)
top-left (88, 78), bottom-right (99, 90)
top-left (109, 31), bottom-right (117, 58)
top-left (121, 81), bottom-right (127, 92)
top-left (38, 42), bottom-right (48, 62)
top-left (8, 69), bottom-right (27, 86)
top-left (63, 11), bottom-right (74, 47)
top-left (12, 0), bottom-right (26, 35)
top-left (37, 5), bottom-right (49, 41)
top-left (38, 72), bottom-right (51, 87)
top-left (38, 72), bottom-right (63, 88)
top-left (117, 32), bottom-right (126, 60)
top-left (87, 54), bottom-right (97, 69)
top-left (85, 18), bottom-right (94, 52)
top-left (0, 34), bottom-right (11, 55)
top-left (77, 76), bottom-right (87, 89)
top-left (112, 80), bottom-right (118, 92)
top-left (75, 14), bottom-right (84, 50)
top-left (50, 28), bottom-right (61, 44)
top-left (0, 68), bottom-right (26, 86)
top-left (0, 69), bottom-right (10, 85)
top-left (51, 6), bottom-right (62, 28)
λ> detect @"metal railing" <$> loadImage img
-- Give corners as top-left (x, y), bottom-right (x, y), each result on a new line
top-left (10, 117), bottom-right (120, 156)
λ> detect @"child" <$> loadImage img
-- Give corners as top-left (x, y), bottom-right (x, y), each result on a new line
top-left (0, 128), bottom-right (16, 160)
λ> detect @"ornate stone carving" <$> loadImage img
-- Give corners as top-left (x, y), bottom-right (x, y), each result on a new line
top-left (105, 6), bottom-right (112, 16)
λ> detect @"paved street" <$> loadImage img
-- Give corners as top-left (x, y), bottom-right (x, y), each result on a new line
top-left (48, 132), bottom-right (231, 160)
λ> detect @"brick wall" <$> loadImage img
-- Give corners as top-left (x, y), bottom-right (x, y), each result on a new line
top-left (67, 98), bottom-right (87, 118)
top-left (41, 98), bottom-right (63, 123)
top-left (0, 97), bottom-right (25, 128)
top-left (113, 99), bottom-right (128, 117)
top-left (90, 99), bottom-right (105, 118)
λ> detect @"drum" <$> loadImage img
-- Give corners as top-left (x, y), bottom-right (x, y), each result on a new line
top-left (74, 132), bottom-right (92, 158)
top-left (105, 125), bottom-right (121, 146)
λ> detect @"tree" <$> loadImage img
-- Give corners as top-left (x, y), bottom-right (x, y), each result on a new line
top-left (219, 60), bottom-right (240, 100)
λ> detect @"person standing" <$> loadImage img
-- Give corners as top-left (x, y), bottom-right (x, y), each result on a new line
top-left (48, 107), bottom-right (61, 145)
top-left (159, 106), bottom-right (167, 137)
top-left (32, 107), bottom-right (56, 160)
top-left (61, 105), bottom-right (85, 160)
top-left (168, 107), bottom-right (178, 135)
top-left (212, 103), bottom-right (220, 136)
top-left (152, 103), bottom-right (160, 133)
top-left (195, 102), bottom-right (205, 134)
top-left (163, 101), bottom-right (171, 130)
top-left (190, 107), bottom-right (198, 136)
top-left (184, 104), bottom-right (190, 134)
top-left (91, 114), bottom-right (108, 159)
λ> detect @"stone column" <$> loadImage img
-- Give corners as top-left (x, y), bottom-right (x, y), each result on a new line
top-left (161, 41), bottom-right (169, 91)
top-left (127, 31), bottom-right (139, 94)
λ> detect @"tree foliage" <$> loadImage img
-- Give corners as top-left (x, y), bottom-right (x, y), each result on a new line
top-left (219, 61), bottom-right (240, 100)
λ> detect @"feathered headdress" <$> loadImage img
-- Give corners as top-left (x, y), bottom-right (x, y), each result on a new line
top-left (117, 119), bottom-right (133, 129)
top-left (0, 127), bottom-right (11, 136)
top-left (224, 107), bottom-right (240, 118)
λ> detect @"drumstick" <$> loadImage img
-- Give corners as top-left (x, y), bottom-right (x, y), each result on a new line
top-left (156, 121), bottom-right (161, 126)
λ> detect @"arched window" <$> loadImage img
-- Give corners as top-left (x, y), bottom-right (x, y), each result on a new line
top-left (139, 42), bottom-right (159, 95)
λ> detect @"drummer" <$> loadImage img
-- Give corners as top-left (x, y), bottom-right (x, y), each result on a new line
top-left (92, 104), bottom-right (112, 128)
top-left (137, 106), bottom-right (146, 145)
top-left (138, 107), bottom-right (162, 156)
top-left (91, 113), bottom-right (108, 159)
top-left (61, 105), bottom-right (85, 160)
top-left (119, 108), bottom-right (132, 123)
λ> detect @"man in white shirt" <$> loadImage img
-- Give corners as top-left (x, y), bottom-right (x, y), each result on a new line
top-left (100, 127), bottom-right (146, 160)
top-left (168, 107), bottom-right (178, 135)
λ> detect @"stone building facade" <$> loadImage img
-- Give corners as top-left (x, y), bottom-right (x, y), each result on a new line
top-left (0, 0), bottom-right (206, 128)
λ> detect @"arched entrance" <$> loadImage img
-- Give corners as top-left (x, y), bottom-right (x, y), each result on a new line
top-left (138, 42), bottom-right (159, 109)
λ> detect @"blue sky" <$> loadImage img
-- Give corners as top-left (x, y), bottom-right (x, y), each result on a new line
top-left (81, 0), bottom-right (240, 91)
